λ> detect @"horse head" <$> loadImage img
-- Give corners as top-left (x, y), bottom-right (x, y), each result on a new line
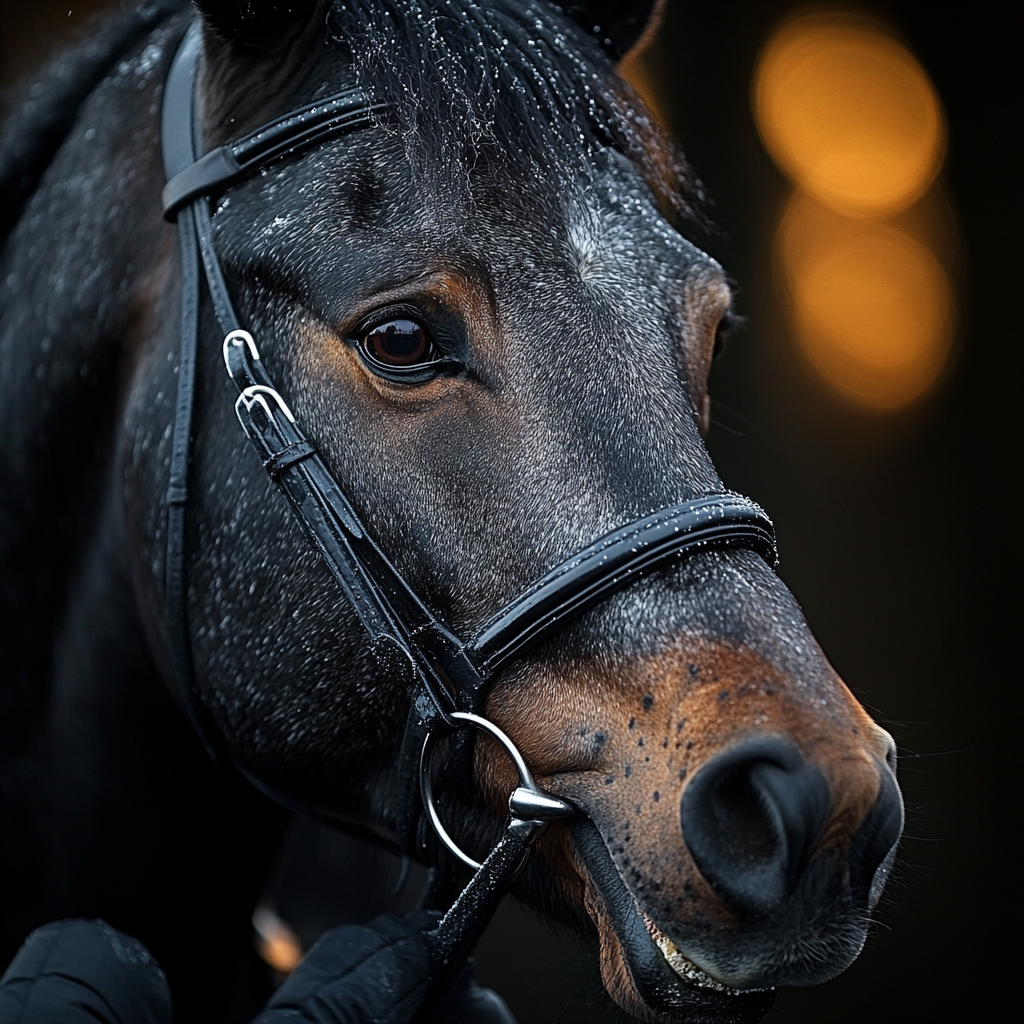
top-left (122, 1), bottom-right (903, 1019)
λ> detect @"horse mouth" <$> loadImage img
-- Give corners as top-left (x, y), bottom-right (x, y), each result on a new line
top-left (640, 913), bottom-right (745, 996)
top-left (565, 819), bottom-right (775, 1023)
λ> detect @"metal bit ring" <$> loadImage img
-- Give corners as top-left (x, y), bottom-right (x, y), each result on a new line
top-left (420, 711), bottom-right (574, 870)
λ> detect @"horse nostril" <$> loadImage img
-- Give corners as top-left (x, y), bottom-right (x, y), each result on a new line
top-left (681, 738), bottom-right (830, 915)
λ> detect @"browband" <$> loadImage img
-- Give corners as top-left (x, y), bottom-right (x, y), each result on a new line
top-left (162, 70), bottom-right (388, 219)
top-left (161, 20), bottom-right (778, 859)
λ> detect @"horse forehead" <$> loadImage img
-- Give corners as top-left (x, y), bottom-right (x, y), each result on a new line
top-left (558, 197), bottom-right (720, 304)
top-left (411, 162), bottom-right (724, 315)
top-left (478, 154), bottom-right (716, 280)
top-left (307, 133), bottom-right (709, 256)
top-left (232, 137), bottom-right (723, 325)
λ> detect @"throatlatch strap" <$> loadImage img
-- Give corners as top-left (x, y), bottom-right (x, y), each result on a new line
top-left (161, 23), bottom-right (219, 758)
top-left (164, 202), bottom-right (214, 753)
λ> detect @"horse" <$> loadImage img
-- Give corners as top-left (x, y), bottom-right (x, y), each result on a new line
top-left (0, 1), bottom-right (904, 1021)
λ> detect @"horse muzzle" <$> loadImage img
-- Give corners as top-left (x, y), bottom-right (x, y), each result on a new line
top-left (559, 744), bottom-right (901, 1022)
top-left (673, 738), bottom-right (902, 988)
top-left (485, 621), bottom-right (905, 1022)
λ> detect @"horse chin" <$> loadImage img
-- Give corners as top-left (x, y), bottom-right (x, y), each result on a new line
top-left (568, 820), bottom-right (776, 1024)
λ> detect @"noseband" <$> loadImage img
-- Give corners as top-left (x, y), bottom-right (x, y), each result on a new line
top-left (160, 21), bottom-right (777, 935)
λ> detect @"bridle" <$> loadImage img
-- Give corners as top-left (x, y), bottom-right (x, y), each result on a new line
top-left (160, 19), bottom-right (777, 969)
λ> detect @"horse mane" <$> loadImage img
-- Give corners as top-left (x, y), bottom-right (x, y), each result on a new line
top-left (325, 0), bottom-right (705, 221)
top-left (0, 0), bottom-right (185, 247)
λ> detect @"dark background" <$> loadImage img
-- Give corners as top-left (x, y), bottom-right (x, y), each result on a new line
top-left (2, 2), bottom-right (1020, 1021)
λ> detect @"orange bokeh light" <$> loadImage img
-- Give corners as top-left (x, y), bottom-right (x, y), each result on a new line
top-left (775, 192), bottom-right (954, 410)
top-left (259, 934), bottom-right (303, 974)
top-left (754, 13), bottom-right (945, 217)
top-left (253, 906), bottom-right (303, 974)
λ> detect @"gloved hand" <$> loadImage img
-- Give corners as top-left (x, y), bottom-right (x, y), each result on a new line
top-left (0, 919), bottom-right (172, 1024)
top-left (0, 912), bottom-right (516, 1024)
top-left (253, 910), bottom-right (516, 1024)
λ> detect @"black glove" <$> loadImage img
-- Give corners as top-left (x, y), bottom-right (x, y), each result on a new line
top-left (0, 919), bottom-right (172, 1024)
top-left (253, 910), bottom-right (516, 1024)
top-left (0, 912), bottom-right (515, 1024)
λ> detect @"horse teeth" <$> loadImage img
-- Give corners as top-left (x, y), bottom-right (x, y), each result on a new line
top-left (640, 912), bottom-right (740, 994)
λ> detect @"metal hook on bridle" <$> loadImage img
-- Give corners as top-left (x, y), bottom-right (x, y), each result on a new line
top-left (419, 712), bottom-right (576, 984)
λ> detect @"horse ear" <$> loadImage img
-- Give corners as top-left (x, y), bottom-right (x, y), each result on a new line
top-left (563, 0), bottom-right (665, 61)
top-left (191, 0), bottom-right (323, 52)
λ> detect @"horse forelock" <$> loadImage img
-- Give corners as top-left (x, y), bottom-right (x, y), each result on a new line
top-left (314, 0), bottom-right (704, 221)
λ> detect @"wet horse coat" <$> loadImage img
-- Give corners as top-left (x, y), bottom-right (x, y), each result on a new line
top-left (0, 1), bottom-right (902, 1021)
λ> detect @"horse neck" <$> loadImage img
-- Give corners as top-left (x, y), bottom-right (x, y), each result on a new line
top-left (0, 14), bottom-right (184, 733)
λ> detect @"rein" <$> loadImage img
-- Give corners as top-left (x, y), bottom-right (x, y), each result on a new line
top-left (160, 20), bottom-right (777, 958)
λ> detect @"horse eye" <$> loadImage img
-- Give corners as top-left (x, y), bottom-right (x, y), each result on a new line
top-left (362, 319), bottom-right (435, 367)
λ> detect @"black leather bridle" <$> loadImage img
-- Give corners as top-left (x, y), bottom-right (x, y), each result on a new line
top-left (160, 19), bottom-right (777, 971)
